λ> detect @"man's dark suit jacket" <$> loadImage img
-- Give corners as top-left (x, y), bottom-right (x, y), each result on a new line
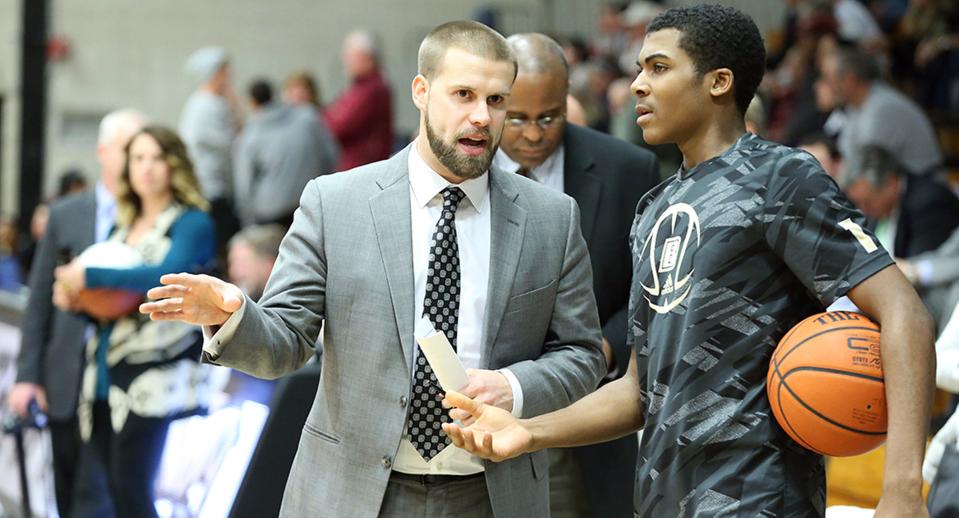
top-left (16, 191), bottom-right (96, 421)
top-left (561, 123), bottom-right (659, 518)
top-left (894, 174), bottom-right (959, 259)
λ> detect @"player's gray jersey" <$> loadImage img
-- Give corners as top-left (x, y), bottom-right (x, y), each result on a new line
top-left (628, 134), bottom-right (893, 517)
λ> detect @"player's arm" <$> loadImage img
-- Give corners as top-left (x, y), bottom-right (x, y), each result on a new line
top-left (846, 265), bottom-right (935, 516)
top-left (443, 350), bottom-right (644, 461)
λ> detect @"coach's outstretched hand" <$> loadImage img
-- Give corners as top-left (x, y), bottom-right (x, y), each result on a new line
top-left (441, 391), bottom-right (533, 462)
top-left (139, 273), bottom-right (244, 327)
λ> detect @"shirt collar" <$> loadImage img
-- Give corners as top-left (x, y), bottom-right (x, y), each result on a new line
top-left (95, 182), bottom-right (116, 211)
top-left (492, 146), bottom-right (564, 183)
top-left (408, 140), bottom-right (488, 213)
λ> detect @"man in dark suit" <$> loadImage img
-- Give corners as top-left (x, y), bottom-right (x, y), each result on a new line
top-left (845, 146), bottom-right (959, 332)
top-left (8, 109), bottom-right (144, 517)
top-left (493, 33), bottom-right (659, 518)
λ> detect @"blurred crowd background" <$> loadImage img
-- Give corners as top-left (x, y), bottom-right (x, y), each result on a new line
top-left (0, 0), bottom-right (957, 516)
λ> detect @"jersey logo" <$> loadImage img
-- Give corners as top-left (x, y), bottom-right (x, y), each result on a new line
top-left (640, 203), bottom-right (701, 314)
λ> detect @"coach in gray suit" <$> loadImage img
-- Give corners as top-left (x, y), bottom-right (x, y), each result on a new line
top-left (10, 109), bottom-right (144, 517)
top-left (142, 21), bottom-right (605, 518)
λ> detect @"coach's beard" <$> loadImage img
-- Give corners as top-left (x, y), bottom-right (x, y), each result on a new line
top-left (425, 113), bottom-right (497, 180)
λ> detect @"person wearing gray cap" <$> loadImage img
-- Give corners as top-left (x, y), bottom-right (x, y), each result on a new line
top-left (179, 46), bottom-right (241, 259)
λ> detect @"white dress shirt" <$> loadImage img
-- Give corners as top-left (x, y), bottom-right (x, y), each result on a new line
top-left (87, 182), bottom-right (117, 343)
top-left (493, 145), bottom-right (565, 193)
top-left (95, 182), bottom-right (117, 243)
top-left (204, 142), bottom-right (525, 475)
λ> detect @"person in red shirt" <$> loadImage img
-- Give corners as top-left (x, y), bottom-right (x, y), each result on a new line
top-left (324, 30), bottom-right (394, 170)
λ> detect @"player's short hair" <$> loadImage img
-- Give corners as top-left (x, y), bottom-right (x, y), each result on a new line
top-left (647, 4), bottom-right (766, 115)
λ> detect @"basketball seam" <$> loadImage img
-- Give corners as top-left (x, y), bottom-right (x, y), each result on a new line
top-left (777, 372), bottom-right (886, 436)
top-left (782, 366), bottom-right (883, 384)
top-left (773, 372), bottom-right (823, 454)
top-left (778, 325), bottom-right (880, 366)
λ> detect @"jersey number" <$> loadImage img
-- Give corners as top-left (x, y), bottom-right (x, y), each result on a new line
top-left (839, 218), bottom-right (878, 253)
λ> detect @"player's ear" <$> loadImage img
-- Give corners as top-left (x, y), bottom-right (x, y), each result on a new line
top-left (707, 68), bottom-right (734, 100)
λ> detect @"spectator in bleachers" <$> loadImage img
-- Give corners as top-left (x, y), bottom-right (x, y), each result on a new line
top-left (282, 70), bottom-right (323, 110)
top-left (591, 2), bottom-right (628, 62)
top-left (616, 1), bottom-right (661, 77)
top-left (799, 131), bottom-right (844, 181)
top-left (233, 79), bottom-right (339, 229)
top-left (324, 29), bottom-right (393, 170)
top-left (819, 46), bottom-right (944, 184)
top-left (228, 224), bottom-right (285, 303)
top-left (58, 168), bottom-right (88, 198)
top-left (832, 0), bottom-right (886, 50)
top-left (845, 145), bottom-right (959, 260)
top-left (53, 126), bottom-right (219, 518)
top-left (179, 46), bottom-right (241, 259)
top-left (903, 0), bottom-right (959, 113)
top-left (764, 1), bottom-right (838, 145)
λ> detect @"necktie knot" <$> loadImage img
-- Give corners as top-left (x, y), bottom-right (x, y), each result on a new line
top-left (441, 186), bottom-right (466, 213)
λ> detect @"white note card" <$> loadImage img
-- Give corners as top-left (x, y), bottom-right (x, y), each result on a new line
top-left (415, 317), bottom-right (469, 392)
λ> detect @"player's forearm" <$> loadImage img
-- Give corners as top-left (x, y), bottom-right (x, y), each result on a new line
top-left (879, 299), bottom-right (935, 495)
top-left (525, 363), bottom-right (643, 449)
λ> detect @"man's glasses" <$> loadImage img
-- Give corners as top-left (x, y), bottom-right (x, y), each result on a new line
top-left (506, 114), bottom-right (565, 130)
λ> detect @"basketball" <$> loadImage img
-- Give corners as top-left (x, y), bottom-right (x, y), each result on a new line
top-left (767, 311), bottom-right (886, 457)
top-left (76, 288), bottom-right (143, 321)
top-left (75, 241), bottom-right (143, 321)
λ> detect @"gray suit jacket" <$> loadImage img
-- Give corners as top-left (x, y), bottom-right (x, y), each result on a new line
top-left (210, 146), bottom-right (606, 517)
top-left (912, 227), bottom-right (959, 287)
top-left (17, 192), bottom-right (97, 421)
top-left (912, 227), bottom-right (959, 329)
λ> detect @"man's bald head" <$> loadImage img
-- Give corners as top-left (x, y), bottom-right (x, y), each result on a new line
top-left (500, 33), bottom-right (570, 170)
top-left (506, 33), bottom-right (569, 79)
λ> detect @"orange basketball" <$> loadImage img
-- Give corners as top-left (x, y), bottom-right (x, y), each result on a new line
top-left (76, 288), bottom-right (142, 321)
top-left (766, 311), bottom-right (886, 457)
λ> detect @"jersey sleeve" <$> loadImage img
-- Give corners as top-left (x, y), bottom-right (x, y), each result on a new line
top-left (759, 151), bottom-right (894, 306)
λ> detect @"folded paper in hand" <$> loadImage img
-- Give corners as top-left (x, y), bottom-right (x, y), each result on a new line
top-left (415, 317), bottom-right (469, 392)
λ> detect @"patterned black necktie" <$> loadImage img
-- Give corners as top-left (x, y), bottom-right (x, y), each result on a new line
top-left (407, 186), bottom-right (466, 461)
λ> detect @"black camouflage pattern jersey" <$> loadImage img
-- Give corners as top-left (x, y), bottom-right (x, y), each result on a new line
top-left (627, 134), bottom-right (894, 517)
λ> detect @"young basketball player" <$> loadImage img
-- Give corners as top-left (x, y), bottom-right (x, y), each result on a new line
top-left (443, 5), bottom-right (934, 517)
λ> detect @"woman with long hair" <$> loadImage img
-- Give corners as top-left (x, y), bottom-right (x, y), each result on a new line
top-left (54, 125), bottom-right (218, 517)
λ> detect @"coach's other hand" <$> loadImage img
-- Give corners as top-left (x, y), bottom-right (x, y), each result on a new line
top-left (139, 273), bottom-right (243, 327)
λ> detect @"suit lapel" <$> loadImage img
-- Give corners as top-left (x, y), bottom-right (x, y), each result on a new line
top-left (562, 127), bottom-right (601, 244)
top-left (369, 148), bottom-right (415, 372)
top-left (80, 191), bottom-right (98, 248)
top-left (483, 168), bottom-right (527, 362)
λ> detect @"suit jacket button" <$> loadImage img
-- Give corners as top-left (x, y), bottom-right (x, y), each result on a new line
top-left (381, 456), bottom-right (392, 469)
top-left (399, 396), bottom-right (408, 407)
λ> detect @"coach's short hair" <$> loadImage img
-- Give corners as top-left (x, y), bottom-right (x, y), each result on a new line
top-left (647, 4), bottom-right (766, 116)
top-left (417, 20), bottom-right (516, 81)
